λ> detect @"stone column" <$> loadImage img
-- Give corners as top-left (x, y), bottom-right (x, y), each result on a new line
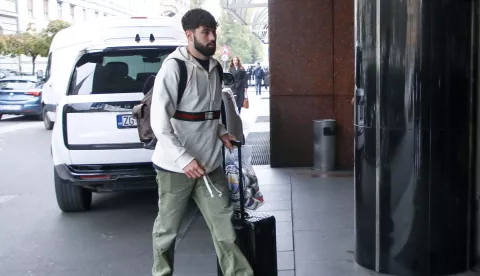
top-left (354, 0), bottom-right (477, 275)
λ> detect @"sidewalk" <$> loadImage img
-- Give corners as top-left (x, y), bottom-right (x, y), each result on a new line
top-left (172, 87), bottom-right (480, 276)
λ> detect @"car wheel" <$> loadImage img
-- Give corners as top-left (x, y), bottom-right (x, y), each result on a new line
top-left (54, 169), bottom-right (92, 212)
top-left (43, 107), bottom-right (54, 130)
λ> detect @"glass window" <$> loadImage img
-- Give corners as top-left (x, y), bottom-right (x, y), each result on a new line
top-left (44, 53), bottom-right (53, 82)
top-left (58, 3), bottom-right (62, 18)
top-left (69, 48), bottom-right (176, 95)
top-left (0, 80), bottom-right (37, 90)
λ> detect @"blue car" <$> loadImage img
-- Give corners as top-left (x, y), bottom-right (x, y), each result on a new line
top-left (0, 76), bottom-right (44, 120)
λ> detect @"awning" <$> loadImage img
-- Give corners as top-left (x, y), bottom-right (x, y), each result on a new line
top-left (220, 0), bottom-right (268, 44)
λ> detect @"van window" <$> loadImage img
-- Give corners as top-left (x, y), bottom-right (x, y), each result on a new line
top-left (44, 53), bottom-right (52, 82)
top-left (68, 48), bottom-right (176, 95)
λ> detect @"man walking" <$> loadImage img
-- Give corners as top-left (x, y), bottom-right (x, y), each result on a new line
top-left (149, 9), bottom-right (253, 276)
top-left (253, 62), bottom-right (265, 95)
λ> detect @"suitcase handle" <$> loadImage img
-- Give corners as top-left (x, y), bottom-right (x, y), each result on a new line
top-left (230, 140), bottom-right (246, 221)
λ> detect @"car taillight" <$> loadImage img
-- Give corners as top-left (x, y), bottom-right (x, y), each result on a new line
top-left (26, 91), bottom-right (41, 97)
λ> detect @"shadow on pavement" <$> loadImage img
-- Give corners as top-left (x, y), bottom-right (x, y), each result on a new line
top-left (0, 115), bottom-right (40, 122)
top-left (90, 190), bottom-right (158, 213)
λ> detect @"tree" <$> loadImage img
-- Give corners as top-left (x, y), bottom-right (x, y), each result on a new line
top-left (40, 20), bottom-right (72, 54)
top-left (215, 11), bottom-right (251, 64)
top-left (215, 11), bottom-right (264, 65)
top-left (0, 20), bottom-right (71, 74)
top-left (0, 24), bottom-right (47, 74)
top-left (250, 34), bottom-right (264, 63)
top-left (0, 35), bottom-right (7, 55)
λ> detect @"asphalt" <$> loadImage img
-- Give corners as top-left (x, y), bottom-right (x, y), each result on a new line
top-left (0, 115), bottom-right (197, 276)
top-left (2, 90), bottom-right (480, 276)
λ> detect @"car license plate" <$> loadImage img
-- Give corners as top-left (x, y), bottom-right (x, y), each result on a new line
top-left (0, 105), bottom-right (22, 111)
top-left (117, 114), bottom-right (137, 129)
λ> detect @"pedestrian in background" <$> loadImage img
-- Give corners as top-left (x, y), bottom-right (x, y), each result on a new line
top-left (264, 67), bottom-right (270, 90)
top-left (229, 57), bottom-right (248, 113)
top-left (253, 62), bottom-right (264, 95)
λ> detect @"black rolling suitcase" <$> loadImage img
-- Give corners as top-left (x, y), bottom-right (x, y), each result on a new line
top-left (218, 140), bottom-right (278, 276)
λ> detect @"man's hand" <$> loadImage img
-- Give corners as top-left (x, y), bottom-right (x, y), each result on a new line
top-left (183, 159), bottom-right (205, 179)
top-left (220, 133), bottom-right (236, 151)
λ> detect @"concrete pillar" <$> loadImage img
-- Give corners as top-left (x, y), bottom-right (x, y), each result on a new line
top-left (73, 5), bottom-right (84, 24)
top-left (268, 0), bottom-right (354, 168)
top-left (17, 0), bottom-right (29, 31)
top-left (85, 8), bottom-right (96, 21)
top-left (61, 2), bottom-right (72, 23)
top-left (33, 0), bottom-right (44, 28)
top-left (354, 0), bottom-right (476, 275)
top-left (48, 0), bottom-right (58, 20)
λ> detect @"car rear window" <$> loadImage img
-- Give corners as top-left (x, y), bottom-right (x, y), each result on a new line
top-left (68, 48), bottom-right (176, 95)
top-left (0, 80), bottom-right (37, 90)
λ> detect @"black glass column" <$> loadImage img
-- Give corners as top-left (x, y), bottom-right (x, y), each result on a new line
top-left (354, 0), bottom-right (477, 275)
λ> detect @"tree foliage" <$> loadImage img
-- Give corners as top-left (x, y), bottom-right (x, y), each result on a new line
top-left (190, 0), bottom-right (205, 9)
top-left (215, 11), bottom-right (263, 66)
top-left (41, 20), bottom-right (72, 51)
top-left (0, 20), bottom-right (71, 74)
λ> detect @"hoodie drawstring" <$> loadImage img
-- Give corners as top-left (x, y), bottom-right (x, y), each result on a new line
top-left (203, 175), bottom-right (222, 198)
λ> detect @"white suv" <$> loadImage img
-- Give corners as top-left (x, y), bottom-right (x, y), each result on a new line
top-left (51, 46), bottom-right (239, 212)
top-left (50, 18), bottom-right (242, 213)
top-left (51, 50), bottom-right (242, 213)
top-left (51, 46), bottom-right (178, 212)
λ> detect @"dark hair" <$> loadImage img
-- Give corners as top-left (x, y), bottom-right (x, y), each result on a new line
top-left (229, 57), bottom-right (244, 70)
top-left (181, 9), bottom-right (218, 31)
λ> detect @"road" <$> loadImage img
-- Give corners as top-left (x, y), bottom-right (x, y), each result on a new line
top-left (0, 116), bottom-right (195, 276)
top-left (0, 89), bottom-right (268, 276)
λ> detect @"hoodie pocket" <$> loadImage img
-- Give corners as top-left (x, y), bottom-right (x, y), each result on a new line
top-left (180, 129), bottom-right (218, 163)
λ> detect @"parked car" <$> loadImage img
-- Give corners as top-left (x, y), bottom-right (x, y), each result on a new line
top-left (0, 76), bottom-right (44, 120)
top-left (0, 69), bottom-right (19, 79)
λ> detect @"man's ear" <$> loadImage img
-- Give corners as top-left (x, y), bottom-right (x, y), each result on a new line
top-left (185, 30), bottom-right (194, 42)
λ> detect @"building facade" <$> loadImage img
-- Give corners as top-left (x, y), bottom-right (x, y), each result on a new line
top-left (0, 0), bottom-right (133, 72)
top-left (0, 0), bottom-right (20, 70)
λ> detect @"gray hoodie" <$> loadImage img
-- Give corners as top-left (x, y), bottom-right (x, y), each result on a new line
top-left (150, 46), bottom-right (228, 173)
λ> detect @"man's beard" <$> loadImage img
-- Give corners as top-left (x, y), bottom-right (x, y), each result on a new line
top-left (194, 36), bottom-right (216, 57)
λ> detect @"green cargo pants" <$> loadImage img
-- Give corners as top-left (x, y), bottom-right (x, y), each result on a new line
top-left (152, 166), bottom-right (253, 276)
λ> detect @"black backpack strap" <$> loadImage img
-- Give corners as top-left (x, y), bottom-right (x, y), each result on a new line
top-left (215, 62), bottom-right (223, 85)
top-left (143, 75), bottom-right (156, 95)
top-left (172, 58), bottom-right (187, 106)
top-left (218, 61), bottom-right (227, 132)
top-left (220, 102), bottom-right (227, 129)
top-left (217, 62), bottom-right (227, 171)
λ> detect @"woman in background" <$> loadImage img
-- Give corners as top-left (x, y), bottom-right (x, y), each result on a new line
top-left (229, 57), bottom-right (248, 113)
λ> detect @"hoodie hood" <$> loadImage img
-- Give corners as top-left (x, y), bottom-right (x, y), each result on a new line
top-left (165, 46), bottom-right (220, 73)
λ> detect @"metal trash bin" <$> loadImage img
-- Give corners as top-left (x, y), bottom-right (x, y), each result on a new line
top-left (313, 119), bottom-right (336, 171)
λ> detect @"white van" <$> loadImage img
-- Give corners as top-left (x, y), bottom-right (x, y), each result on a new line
top-left (41, 17), bottom-right (185, 130)
top-left (50, 17), bottom-right (189, 212)
top-left (50, 17), bottom-right (242, 212)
